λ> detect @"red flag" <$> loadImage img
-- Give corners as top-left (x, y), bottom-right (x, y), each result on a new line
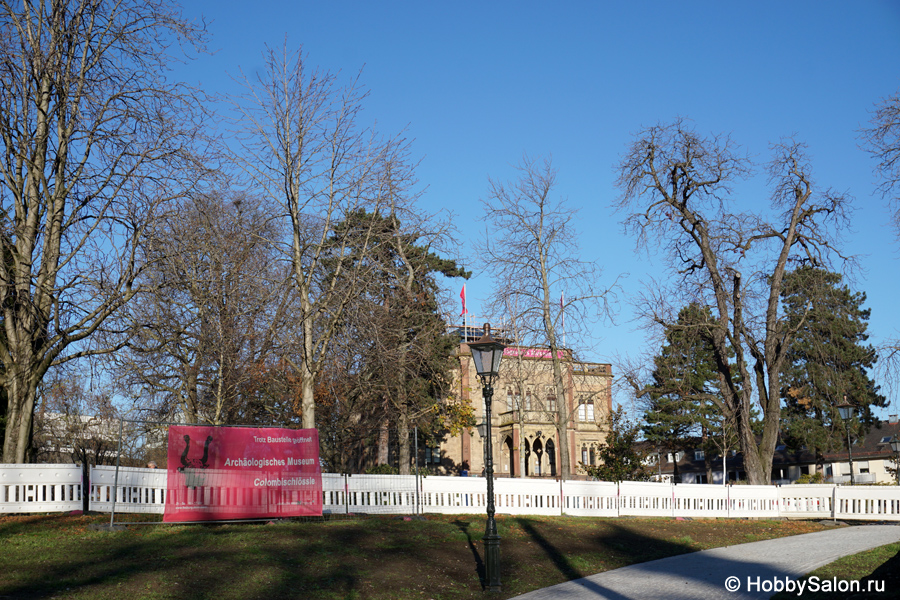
top-left (460, 285), bottom-right (468, 316)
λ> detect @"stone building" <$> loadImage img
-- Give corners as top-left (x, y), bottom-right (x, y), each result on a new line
top-left (433, 325), bottom-right (612, 478)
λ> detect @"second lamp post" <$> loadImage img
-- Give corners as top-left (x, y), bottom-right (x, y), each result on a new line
top-left (837, 402), bottom-right (856, 486)
top-left (467, 323), bottom-right (505, 593)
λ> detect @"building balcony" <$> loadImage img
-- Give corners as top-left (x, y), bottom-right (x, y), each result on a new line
top-left (498, 410), bottom-right (557, 427)
top-left (572, 363), bottom-right (611, 376)
top-left (829, 473), bottom-right (878, 485)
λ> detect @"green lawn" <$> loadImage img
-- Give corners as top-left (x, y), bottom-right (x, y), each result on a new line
top-left (771, 541), bottom-right (900, 600)
top-left (0, 513), bottom-right (839, 600)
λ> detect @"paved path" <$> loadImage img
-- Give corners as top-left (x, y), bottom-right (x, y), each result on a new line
top-left (511, 524), bottom-right (900, 599)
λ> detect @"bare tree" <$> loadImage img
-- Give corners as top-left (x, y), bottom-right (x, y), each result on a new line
top-left (33, 376), bottom-right (122, 467)
top-left (863, 90), bottom-right (900, 236)
top-left (116, 191), bottom-right (294, 425)
top-left (615, 120), bottom-right (851, 484)
top-left (499, 300), bottom-right (537, 478)
top-left (863, 91), bottom-right (900, 399)
top-left (0, 0), bottom-right (208, 462)
top-left (481, 156), bottom-right (613, 479)
top-left (233, 45), bottom-right (412, 430)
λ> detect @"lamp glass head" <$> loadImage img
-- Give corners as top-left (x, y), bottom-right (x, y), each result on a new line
top-left (838, 404), bottom-right (855, 421)
top-left (468, 323), bottom-right (506, 378)
top-left (890, 435), bottom-right (900, 454)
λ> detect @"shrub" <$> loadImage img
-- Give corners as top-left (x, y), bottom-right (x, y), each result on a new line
top-left (794, 472), bottom-right (826, 484)
top-left (365, 464), bottom-right (399, 475)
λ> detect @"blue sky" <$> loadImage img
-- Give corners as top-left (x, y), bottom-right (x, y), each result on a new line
top-left (178, 1), bottom-right (900, 413)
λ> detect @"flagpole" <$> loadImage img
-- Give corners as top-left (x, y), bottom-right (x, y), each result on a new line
top-left (461, 284), bottom-right (468, 340)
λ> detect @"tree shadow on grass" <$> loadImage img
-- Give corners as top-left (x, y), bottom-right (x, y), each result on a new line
top-left (453, 519), bottom-right (486, 591)
top-left (512, 518), bottom-right (699, 600)
top-left (515, 518), bottom-right (585, 582)
top-left (510, 521), bottom-right (900, 600)
top-left (0, 519), bottom-right (371, 600)
top-left (856, 545), bottom-right (900, 600)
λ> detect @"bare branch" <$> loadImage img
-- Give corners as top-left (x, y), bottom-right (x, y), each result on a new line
top-left (0, 0), bottom-right (210, 462)
top-left (615, 120), bottom-right (852, 484)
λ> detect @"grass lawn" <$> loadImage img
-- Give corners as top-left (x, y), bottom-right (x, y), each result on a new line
top-left (0, 513), bottom-right (837, 600)
top-left (771, 541), bottom-right (900, 600)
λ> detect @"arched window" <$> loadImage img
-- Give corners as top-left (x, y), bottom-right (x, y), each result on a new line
top-left (581, 445), bottom-right (588, 464)
top-left (546, 439), bottom-right (557, 477)
top-left (589, 445), bottom-right (596, 465)
top-left (523, 438), bottom-right (532, 476)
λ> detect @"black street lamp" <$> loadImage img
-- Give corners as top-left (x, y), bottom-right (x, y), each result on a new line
top-left (467, 323), bottom-right (505, 593)
top-left (837, 401), bottom-right (855, 486)
top-left (890, 435), bottom-right (900, 486)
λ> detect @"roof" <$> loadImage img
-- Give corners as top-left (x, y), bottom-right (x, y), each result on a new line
top-left (647, 420), bottom-right (900, 476)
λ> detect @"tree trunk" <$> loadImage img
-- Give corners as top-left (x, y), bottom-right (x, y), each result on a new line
top-left (299, 281), bottom-right (317, 429)
top-left (398, 410), bottom-right (410, 475)
top-left (2, 351), bottom-right (43, 464)
top-left (551, 360), bottom-right (572, 480)
top-left (518, 421), bottom-right (527, 478)
top-left (377, 422), bottom-right (390, 466)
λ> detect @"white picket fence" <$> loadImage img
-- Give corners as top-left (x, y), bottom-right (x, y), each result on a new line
top-left (3, 464), bottom-right (900, 521)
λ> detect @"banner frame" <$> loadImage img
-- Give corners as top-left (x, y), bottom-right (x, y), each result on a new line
top-left (109, 420), bottom-right (322, 526)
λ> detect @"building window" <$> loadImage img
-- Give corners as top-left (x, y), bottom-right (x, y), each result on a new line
top-left (582, 446), bottom-right (588, 464)
top-left (694, 450), bottom-right (705, 461)
top-left (525, 389), bottom-right (533, 411)
top-left (577, 397), bottom-right (595, 422)
top-left (425, 447), bottom-right (441, 465)
top-left (589, 446), bottom-right (596, 465)
top-left (545, 387), bottom-right (557, 412)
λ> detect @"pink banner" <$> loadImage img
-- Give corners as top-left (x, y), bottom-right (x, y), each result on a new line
top-left (164, 425), bottom-right (322, 522)
top-left (503, 347), bottom-right (565, 359)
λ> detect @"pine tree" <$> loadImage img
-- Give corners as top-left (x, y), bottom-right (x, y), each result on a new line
top-left (780, 266), bottom-right (885, 466)
top-left (321, 210), bottom-right (470, 473)
top-left (641, 303), bottom-right (723, 482)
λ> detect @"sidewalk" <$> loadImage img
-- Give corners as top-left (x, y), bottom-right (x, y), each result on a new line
top-left (511, 524), bottom-right (900, 599)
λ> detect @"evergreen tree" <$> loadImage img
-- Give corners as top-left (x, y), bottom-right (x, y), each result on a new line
top-left (319, 209), bottom-right (470, 473)
top-left (583, 406), bottom-right (651, 482)
top-left (780, 266), bottom-right (885, 466)
top-left (641, 303), bottom-right (724, 482)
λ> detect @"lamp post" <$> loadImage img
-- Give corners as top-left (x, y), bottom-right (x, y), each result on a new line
top-left (467, 323), bottom-right (505, 593)
top-left (890, 435), bottom-right (900, 486)
top-left (837, 402), bottom-right (855, 486)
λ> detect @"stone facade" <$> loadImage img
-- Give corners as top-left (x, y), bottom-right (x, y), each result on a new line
top-left (434, 326), bottom-right (612, 478)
